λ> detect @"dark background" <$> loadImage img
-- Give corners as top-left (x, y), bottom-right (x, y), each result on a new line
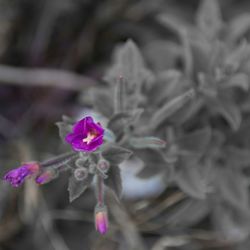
top-left (1, 0), bottom-right (250, 249)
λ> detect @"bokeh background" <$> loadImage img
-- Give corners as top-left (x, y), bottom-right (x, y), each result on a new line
top-left (1, 0), bottom-right (250, 249)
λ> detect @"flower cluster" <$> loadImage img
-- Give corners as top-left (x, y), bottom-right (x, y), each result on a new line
top-left (3, 116), bottom-right (109, 235)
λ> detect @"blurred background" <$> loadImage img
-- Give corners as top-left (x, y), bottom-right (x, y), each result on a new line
top-left (1, 0), bottom-right (250, 249)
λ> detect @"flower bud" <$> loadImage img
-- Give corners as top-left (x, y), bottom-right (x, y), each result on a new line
top-left (74, 167), bottom-right (88, 181)
top-left (97, 159), bottom-right (110, 173)
top-left (4, 162), bottom-right (40, 187)
top-left (35, 169), bottom-right (58, 185)
top-left (95, 205), bottom-right (108, 235)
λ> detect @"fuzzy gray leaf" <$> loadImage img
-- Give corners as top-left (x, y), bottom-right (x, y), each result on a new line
top-left (216, 168), bottom-right (249, 210)
top-left (136, 149), bottom-right (167, 179)
top-left (114, 76), bottom-right (127, 113)
top-left (129, 136), bottom-right (166, 149)
top-left (68, 175), bottom-right (93, 203)
top-left (151, 89), bottom-right (195, 129)
top-left (196, 0), bottom-right (223, 39)
top-left (176, 127), bottom-right (211, 156)
top-left (209, 97), bottom-right (241, 131)
top-left (223, 146), bottom-right (250, 167)
top-left (102, 145), bottom-right (132, 165)
top-left (55, 121), bottom-right (72, 142)
top-left (213, 203), bottom-right (250, 241)
top-left (105, 165), bottom-right (122, 200)
top-left (220, 73), bottom-right (249, 91)
top-left (104, 40), bottom-right (154, 90)
top-left (175, 157), bottom-right (208, 199)
top-left (108, 109), bottom-right (144, 138)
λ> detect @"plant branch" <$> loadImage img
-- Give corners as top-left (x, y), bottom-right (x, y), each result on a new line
top-left (0, 64), bottom-right (96, 90)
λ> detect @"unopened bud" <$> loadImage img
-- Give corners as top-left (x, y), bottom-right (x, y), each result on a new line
top-left (97, 160), bottom-right (110, 173)
top-left (35, 168), bottom-right (58, 185)
top-left (74, 167), bottom-right (88, 181)
top-left (95, 205), bottom-right (108, 235)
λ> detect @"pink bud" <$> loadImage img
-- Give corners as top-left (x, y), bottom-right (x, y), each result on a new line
top-left (35, 169), bottom-right (57, 185)
top-left (95, 206), bottom-right (108, 235)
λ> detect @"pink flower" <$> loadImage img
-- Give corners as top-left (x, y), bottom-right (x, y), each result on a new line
top-left (4, 162), bottom-right (40, 187)
top-left (95, 206), bottom-right (109, 235)
top-left (65, 116), bottom-right (104, 152)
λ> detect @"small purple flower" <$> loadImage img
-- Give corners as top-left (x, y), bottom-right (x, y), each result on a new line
top-left (65, 116), bottom-right (104, 152)
top-left (4, 162), bottom-right (40, 187)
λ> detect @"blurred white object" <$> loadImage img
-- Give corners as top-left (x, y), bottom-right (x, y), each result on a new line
top-left (120, 158), bottom-right (165, 200)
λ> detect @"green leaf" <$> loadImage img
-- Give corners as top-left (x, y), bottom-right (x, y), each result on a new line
top-left (102, 145), bottom-right (132, 165)
top-left (196, 0), bottom-right (223, 39)
top-left (151, 89), bottom-right (195, 129)
top-left (68, 174), bottom-right (93, 203)
top-left (55, 121), bottom-right (72, 142)
top-left (129, 136), bottom-right (166, 149)
top-left (105, 165), bottom-right (122, 200)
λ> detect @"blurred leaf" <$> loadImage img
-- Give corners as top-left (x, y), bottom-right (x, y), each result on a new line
top-left (196, 0), bottom-right (223, 39)
top-left (108, 109), bottom-right (144, 138)
top-left (105, 165), bottom-right (122, 200)
top-left (223, 146), bottom-right (250, 167)
top-left (102, 145), bottom-right (132, 165)
top-left (68, 174), bottom-right (93, 203)
top-left (208, 97), bottom-right (242, 131)
top-left (220, 73), bottom-right (249, 91)
top-left (165, 199), bottom-right (210, 228)
top-left (104, 128), bottom-right (116, 142)
top-left (176, 127), bottom-right (211, 155)
top-left (114, 76), bottom-right (127, 113)
top-left (216, 168), bottom-right (249, 210)
top-left (136, 149), bottom-right (167, 178)
top-left (213, 203), bottom-right (250, 241)
top-left (92, 88), bottom-right (114, 117)
top-left (151, 89), bottom-right (195, 129)
top-left (224, 42), bottom-right (250, 72)
top-left (228, 14), bottom-right (250, 42)
top-left (55, 121), bottom-right (72, 142)
top-left (175, 157), bottom-right (208, 199)
top-left (129, 136), bottom-right (166, 149)
top-left (105, 39), bottom-right (154, 91)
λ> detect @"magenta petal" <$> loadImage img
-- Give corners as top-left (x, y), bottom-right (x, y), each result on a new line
top-left (65, 132), bottom-right (82, 144)
top-left (65, 116), bottom-right (104, 152)
top-left (73, 116), bottom-right (93, 134)
top-left (4, 167), bottom-right (28, 187)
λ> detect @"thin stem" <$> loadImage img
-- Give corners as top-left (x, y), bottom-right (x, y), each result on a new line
top-left (41, 152), bottom-right (78, 168)
top-left (96, 174), bottom-right (104, 207)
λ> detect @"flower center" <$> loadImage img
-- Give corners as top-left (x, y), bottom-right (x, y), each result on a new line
top-left (83, 131), bottom-right (97, 144)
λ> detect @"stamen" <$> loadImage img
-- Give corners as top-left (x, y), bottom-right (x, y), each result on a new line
top-left (83, 132), bottom-right (97, 144)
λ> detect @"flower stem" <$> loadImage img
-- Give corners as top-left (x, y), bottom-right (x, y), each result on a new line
top-left (41, 152), bottom-right (78, 168)
top-left (96, 174), bottom-right (104, 207)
